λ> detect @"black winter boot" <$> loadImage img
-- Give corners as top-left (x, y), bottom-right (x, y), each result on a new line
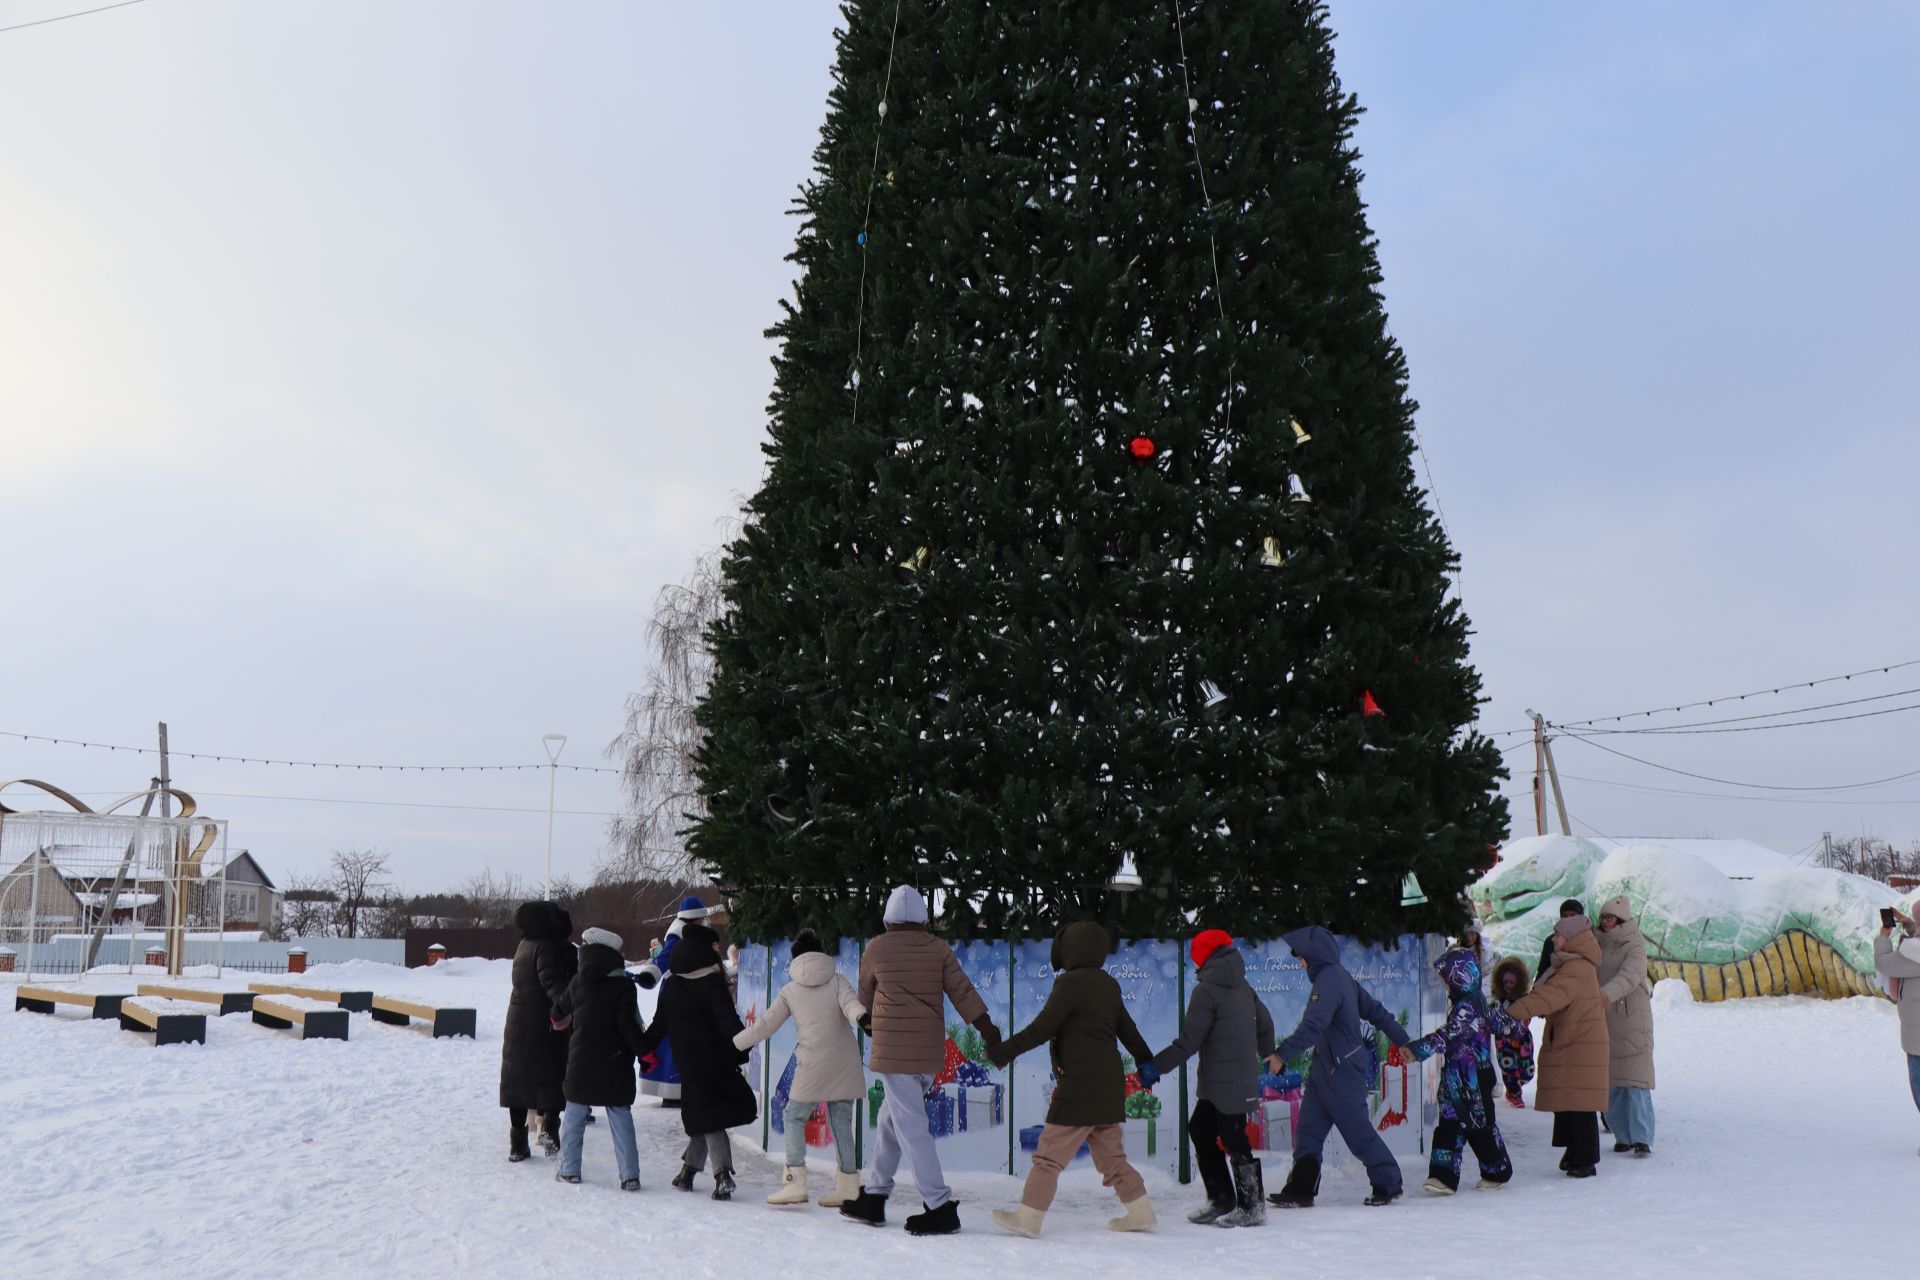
top-left (539, 1113), bottom-right (561, 1159)
top-left (1363, 1184), bottom-right (1402, 1206)
top-left (1218, 1156), bottom-right (1267, 1227)
top-left (905, 1199), bottom-right (962, 1236)
top-left (671, 1164), bottom-right (698, 1192)
top-left (508, 1124), bottom-right (531, 1163)
top-left (838, 1188), bottom-right (889, 1227)
top-left (712, 1170), bottom-right (736, 1201)
top-left (1269, 1155), bottom-right (1319, 1208)
top-left (1188, 1155), bottom-right (1233, 1224)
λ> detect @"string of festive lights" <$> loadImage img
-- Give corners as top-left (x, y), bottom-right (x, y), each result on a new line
top-left (0, 729), bottom-right (620, 774)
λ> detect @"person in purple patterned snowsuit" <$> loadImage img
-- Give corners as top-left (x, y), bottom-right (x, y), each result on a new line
top-left (1407, 948), bottom-right (1512, 1194)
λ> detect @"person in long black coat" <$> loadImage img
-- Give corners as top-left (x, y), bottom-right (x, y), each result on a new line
top-left (499, 901), bottom-right (577, 1161)
top-left (638, 922), bottom-right (758, 1200)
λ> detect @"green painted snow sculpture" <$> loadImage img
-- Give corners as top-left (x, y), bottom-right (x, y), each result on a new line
top-left (1475, 838), bottom-right (1899, 1002)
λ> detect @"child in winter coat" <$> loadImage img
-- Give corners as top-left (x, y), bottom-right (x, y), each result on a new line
top-left (1145, 928), bottom-right (1274, 1227)
top-left (554, 927), bottom-right (648, 1190)
top-left (1489, 957), bottom-right (1536, 1108)
top-left (732, 928), bottom-right (867, 1208)
top-left (637, 922), bottom-right (759, 1200)
top-left (1406, 948), bottom-right (1512, 1194)
top-left (986, 921), bottom-right (1158, 1238)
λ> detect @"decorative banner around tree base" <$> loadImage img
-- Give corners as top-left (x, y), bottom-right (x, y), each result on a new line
top-left (737, 933), bottom-right (1446, 1181)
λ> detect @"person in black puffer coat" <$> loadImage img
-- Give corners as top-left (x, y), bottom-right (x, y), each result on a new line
top-left (638, 922), bottom-right (758, 1200)
top-left (499, 901), bottom-right (577, 1161)
top-left (555, 928), bottom-right (651, 1190)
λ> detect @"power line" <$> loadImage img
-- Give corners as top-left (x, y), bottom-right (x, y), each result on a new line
top-left (1551, 657), bottom-right (1920, 729)
top-left (1558, 686), bottom-right (1920, 735)
top-left (1555, 730), bottom-right (1920, 793)
top-left (0, 728), bottom-right (620, 774)
top-left (0, 0), bottom-right (147, 36)
top-left (23, 787), bottom-right (624, 819)
top-left (1554, 771), bottom-right (1920, 809)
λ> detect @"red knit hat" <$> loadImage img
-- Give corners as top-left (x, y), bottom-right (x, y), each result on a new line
top-left (1191, 929), bottom-right (1234, 970)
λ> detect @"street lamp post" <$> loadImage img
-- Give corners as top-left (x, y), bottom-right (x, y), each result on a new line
top-left (542, 734), bottom-right (567, 899)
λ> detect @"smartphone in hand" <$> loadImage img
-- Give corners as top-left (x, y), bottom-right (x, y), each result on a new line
top-left (1881, 908), bottom-right (1900, 929)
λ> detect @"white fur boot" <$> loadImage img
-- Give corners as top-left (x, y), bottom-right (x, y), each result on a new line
top-left (766, 1166), bottom-right (808, 1205)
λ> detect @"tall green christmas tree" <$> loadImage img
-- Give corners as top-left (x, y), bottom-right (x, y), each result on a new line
top-left (691, 0), bottom-right (1507, 943)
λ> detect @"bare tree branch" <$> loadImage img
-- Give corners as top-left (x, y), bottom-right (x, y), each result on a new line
top-left (605, 535), bottom-right (732, 884)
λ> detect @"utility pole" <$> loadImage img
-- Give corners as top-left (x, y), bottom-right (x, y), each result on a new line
top-left (1822, 831), bottom-right (1833, 869)
top-left (541, 734), bottom-right (567, 900)
top-left (158, 721), bottom-right (184, 976)
top-left (1525, 709), bottom-right (1548, 836)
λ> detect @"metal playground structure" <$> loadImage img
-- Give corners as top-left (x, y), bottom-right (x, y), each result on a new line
top-left (0, 779), bottom-right (229, 981)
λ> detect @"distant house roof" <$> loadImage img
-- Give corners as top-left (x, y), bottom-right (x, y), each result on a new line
top-left (35, 846), bottom-right (166, 883)
top-left (1582, 836), bottom-right (1792, 880)
top-left (220, 850), bottom-right (276, 891)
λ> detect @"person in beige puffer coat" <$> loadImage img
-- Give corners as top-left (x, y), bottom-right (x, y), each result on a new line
top-left (734, 929), bottom-right (867, 1208)
top-left (838, 885), bottom-right (1001, 1237)
top-left (1597, 895), bottom-right (1656, 1156)
top-left (1506, 915), bottom-right (1610, 1178)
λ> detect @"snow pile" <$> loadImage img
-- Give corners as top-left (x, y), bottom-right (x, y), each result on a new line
top-left (4, 960), bottom-right (1915, 1276)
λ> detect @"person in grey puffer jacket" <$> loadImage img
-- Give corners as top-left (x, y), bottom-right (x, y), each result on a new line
top-left (1146, 929), bottom-right (1273, 1227)
top-left (1264, 925), bottom-right (1413, 1208)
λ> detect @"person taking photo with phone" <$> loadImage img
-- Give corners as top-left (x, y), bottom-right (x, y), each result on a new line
top-left (1873, 906), bottom-right (1920, 1151)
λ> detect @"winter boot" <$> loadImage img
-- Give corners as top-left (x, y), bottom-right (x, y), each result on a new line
top-left (1423, 1177), bottom-right (1455, 1196)
top-left (1108, 1196), bottom-right (1156, 1232)
top-left (1632, 1143), bottom-right (1652, 1157)
top-left (1219, 1156), bottom-right (1266, 1227)
top-left (1613, 1141), bottom-right (1632, 1153)
top-left (508, 1125), bottom-right (531, 1163)
top-left (1187, 1194), bottom-right (1234, 1226)
top-left (904, 1200), bottom-right (962, 1236)
top-left (767, 1166), bottom-right (809, 1205)
top-left (1474, 1178), bottom-right (1508, 1191)
top-left (991, 1205), bottom-right (1045, 1238)
top-left (1363, 1185), bottom-right (1402, 1206)
top-left (671, 1164), bottom-right (698, 1192)
top-left (838, 1189), bottom-right (889, 1227)
top-left (620, 1177), bottom-right (641, 1192)
top-left (1269, 1155), bottom-right (1320, 1209)
top-left (554, 1171), bottom-right (581, 1184)
top-left (820, 1170), bottom-right (862, 1208)
top-left (539, 1115), bottom-right (561, 1160)
top-left (1566, 1164), bottom-right (1597, 1179)
top-left (712, 1169), bottom-right (736, 1201)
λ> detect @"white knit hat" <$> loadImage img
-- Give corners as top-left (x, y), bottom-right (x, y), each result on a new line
top-left (581, 926), bottom-right (623, 952)
top-left (883, 885), bottom-right (928, 925)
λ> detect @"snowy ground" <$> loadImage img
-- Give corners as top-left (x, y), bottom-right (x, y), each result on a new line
top-left (1, 960), bottom-right (1905, 1278)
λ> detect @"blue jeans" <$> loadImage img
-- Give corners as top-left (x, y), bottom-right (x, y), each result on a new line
top-left (559, 1101), bottom-right (638, 1182)
top-left (1607, 1086), bottom-right (1656, 1147)
top-left (783, 1099), bottom-right (857, 1173)
top-left (1908, 1055), bottom-right (1920, 1114)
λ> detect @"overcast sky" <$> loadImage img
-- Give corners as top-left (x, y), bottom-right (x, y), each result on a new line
top-left (4, 0), bottom-right (1917, 893)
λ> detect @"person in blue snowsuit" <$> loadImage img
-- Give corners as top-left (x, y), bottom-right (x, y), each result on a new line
top-left (1263, 925), bottom-right (1412, 1208)
top-left (636, 897), bottom-right (715, 1103)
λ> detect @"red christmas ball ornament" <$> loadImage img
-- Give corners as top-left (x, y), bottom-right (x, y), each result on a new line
top-left (1359, 689), bottom-right (1386, 717)
top-left (1127, 435), bottom-right (1157, 463)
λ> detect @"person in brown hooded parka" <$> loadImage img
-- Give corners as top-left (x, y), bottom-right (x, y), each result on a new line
top-left (1505, 913), bottom-right (1610, 1178)
top-left (986, 921), bottom-right (1158, 1238)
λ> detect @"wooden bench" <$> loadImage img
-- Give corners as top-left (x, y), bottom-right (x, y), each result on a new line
top-left (137, 984), bottom-right (254, 1016)
top-left (247, 982), bottom-right (373, 1013)
top-left (251, 995), bottom-right (349, 1041)
top-left (14, 985), bottom-right (126, 1020)
top-left (118, 998), bottom-right (207, 1046)
top-left (369, 994), bottom-right (476, 1039)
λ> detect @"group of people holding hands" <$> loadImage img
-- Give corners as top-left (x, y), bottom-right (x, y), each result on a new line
top-left (497, 884), bottom-right (1661, 1235)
